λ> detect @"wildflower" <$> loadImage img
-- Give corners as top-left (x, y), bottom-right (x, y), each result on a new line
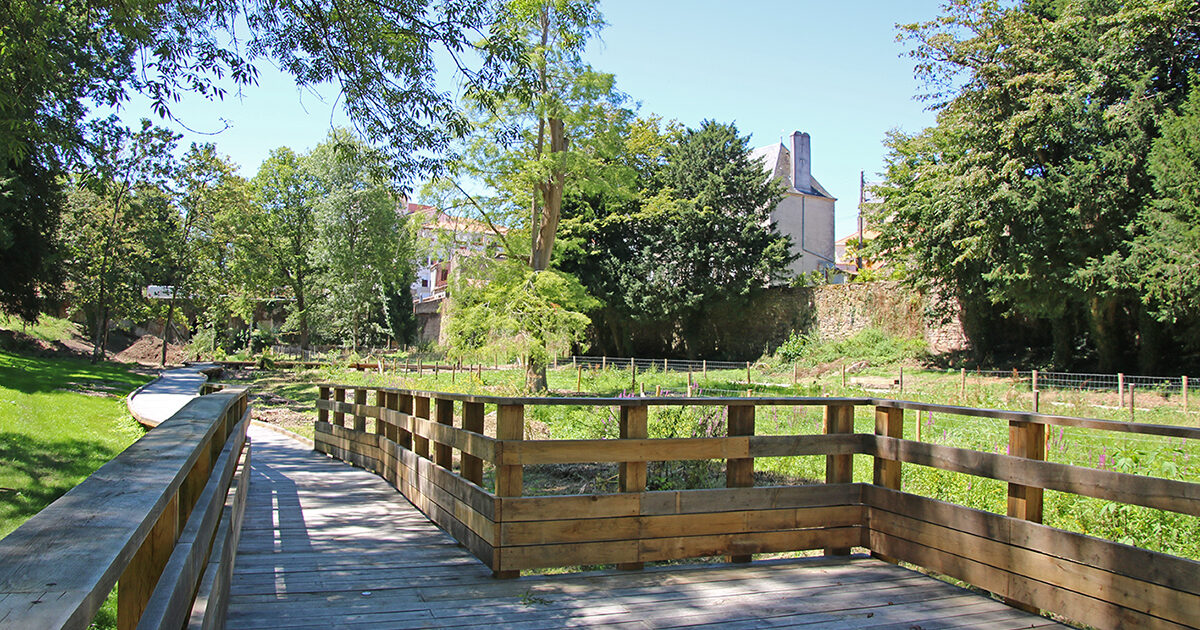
top-left (1099, 445), bottom-right (1108, 469)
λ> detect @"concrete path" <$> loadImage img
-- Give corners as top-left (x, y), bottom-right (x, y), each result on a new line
top-left (126, 363), bottom-right (220, 426)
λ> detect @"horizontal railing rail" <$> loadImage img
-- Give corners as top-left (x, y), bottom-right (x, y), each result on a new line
top-left (312, 385), bottom-right (1200, 630)
top-left (0, 388), bottom-right (252, 630)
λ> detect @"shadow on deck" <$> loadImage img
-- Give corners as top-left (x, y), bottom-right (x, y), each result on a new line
top-left (228, 428), bottom-right (1060, 629)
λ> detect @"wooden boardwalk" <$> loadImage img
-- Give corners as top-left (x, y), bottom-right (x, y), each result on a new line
top-left (227, 427), bottom-right (1063, 629)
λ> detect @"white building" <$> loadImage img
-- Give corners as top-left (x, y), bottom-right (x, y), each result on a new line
top-left (406, 202), bottom-right (507, 343)
top-left (750, 131), bottom-right (837, 277)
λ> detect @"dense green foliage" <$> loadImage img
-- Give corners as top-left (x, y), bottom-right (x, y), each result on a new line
top-left (0, 0), bottom-right (525, 320)
top-left (443, 257), bottom-right (596, 369)
top-left (250, 148), bottom-right (320, 349)
top-left (432, 0), bottom-right (609, 389)
top-left (308, 131), bottom-right (416, 350)
top-left (60, 121), bottom-right (182, 359)
top-left (1132, 79), bottom-right (1200, 326)
top-left (870, 0), bottom-right (1200, 372)
top-left (558, 120), bottom-right (793, 358)
top-left (440, 29), bottom-right (795, 373)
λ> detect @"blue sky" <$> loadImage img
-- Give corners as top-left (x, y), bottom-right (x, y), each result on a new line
top-left (112, 0), bottom-right (944, 237)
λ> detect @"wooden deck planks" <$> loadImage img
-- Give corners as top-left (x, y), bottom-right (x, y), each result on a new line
top-left (226, 426), bottom-right (1063, 629)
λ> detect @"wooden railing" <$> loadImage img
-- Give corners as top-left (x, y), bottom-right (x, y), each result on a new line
top-left (313, 386), bottom-right (1200, 630)
top-left (0, 388), bottom-right (251, 630)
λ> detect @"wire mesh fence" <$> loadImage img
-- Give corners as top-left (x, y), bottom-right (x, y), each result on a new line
top-left (558, 355), bottom-right (1196, 404)
top-left (558, 355), bottom-right (753, 373)
top-left (966, 369), bottom-right (1191, 394)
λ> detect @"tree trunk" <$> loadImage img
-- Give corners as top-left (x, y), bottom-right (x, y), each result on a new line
top-left (1050, 311), bottom-right (1074, 371)
top-left (525, 353), bottom-right (548, 392)
top-left (99, 306), bottom-right (111, 362)
top-left (161, 296), bottom-right (176, 367)
top-left (90, 305), bottom-right (105, 363)
top-left (529, 118), bottom-right (566, 271)
top-left (1137, 306), bottom-right (1161, 374)
top-left (606, 312), bottom-right (627, 357)
top-left (1089, 297), bottom-right (1124, 373)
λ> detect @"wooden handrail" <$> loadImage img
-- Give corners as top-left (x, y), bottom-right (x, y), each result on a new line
top-left (874, 397), bottom-right (1200, 439)
top-left (0, 388), bottom-right (251, 630)
top-left (313, 385), bottom-right (1200, 630)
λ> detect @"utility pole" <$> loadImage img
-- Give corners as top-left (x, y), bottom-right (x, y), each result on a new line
top-left (857, 171), bottom-right (865, 271)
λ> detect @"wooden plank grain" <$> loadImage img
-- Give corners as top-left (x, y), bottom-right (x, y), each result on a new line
top-left (868, 531), bottom-right (1189, 630)
top-left (139, 417), bottom-right (250, 629)
top-left (864, 486), bottom-right (1200, 598)
top-left (499, 527), bottom-right (865, 570)
top-left (500, 505), bottom-right (865, 546)
top-left (870, 507), bottom-right (1200, 628)
top-left (496, 436), bottom-right (751, 465)
top-left (872, 436), bottom-right (1200, 516)
top-left (617, 405), bottom-right (648, 571)
top-left (499, 483), bottom-right (864, 523)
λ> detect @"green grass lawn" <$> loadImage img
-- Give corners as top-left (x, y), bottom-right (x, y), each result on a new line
top-left (0, 350), bottom-right (151, 538)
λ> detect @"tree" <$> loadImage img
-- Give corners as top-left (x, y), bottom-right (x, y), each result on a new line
top-left (1129, 79), bottom-right (1200, 330)
top-left (443, 256), bottom-right (596, 370)
top-left (309, 129), bottom-right (415, 351)
top-left (2, 0), bottom-right (527, 319)
top-left (174, 144), bottom-right (255, 359)
top-left (434, 0), bottom-right (606, 390)
top-left (557, 120), bottom-right (792, 358)
top-left (0, 155), bottom-right (63, 320)
top-left (493, 0), bottom-right (604, 270)
top-left (869, 0), bottom-right (1200, 371)
top-left (250, 147), bottom-right (320, 350)
top-left (59, 120), bottom-right (179, 362)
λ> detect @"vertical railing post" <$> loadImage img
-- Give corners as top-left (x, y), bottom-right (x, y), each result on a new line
top-left (618, 404), bottom-right (649, 571)
top-left (434, 398), bottom-right (454, 470)
top-left (118, 494), bottom-right (179, 630)
top-left (462, 401), bottom-right (485, 485)
top-left (823, 403), bottom-right (854, 556)
top-left (318, 386), bottom-right (330, 425)
top-left (383, 391), bottom-right (399, 486)
top-left (398, 393), bottom-right (414, 449)
top-left (1005, 418), bottom-right (1045, 613)
top-left (494, 403), bottom-right (524, 579)
top-left (375, 390), bottom-right (387, 436)
top-left (333, 387), bottom-right (346, 427)
top-left (726, 402), bottom-right (756, 563)
top-left (413, 395), bottom-right (431, 459)
top-left (872, 405), bottom-right (904, 564)
top-left (353, 388), bottom-right (368, 432)
top-left (372, 389), bottom-right (387, 475)
top-left (1007, 421), bottom-right (1044, 521)
top-left (384, 392), bottom-right (399, 443)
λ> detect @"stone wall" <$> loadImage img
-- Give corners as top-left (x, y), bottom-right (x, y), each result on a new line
top-left (807, 281), bottom-right (968, 354)
top-left (693, 281), bottom-right (968, 359)
top-left (414, 298), bottom-right (443, 345)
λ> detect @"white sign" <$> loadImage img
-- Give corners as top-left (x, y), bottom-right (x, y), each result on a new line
top-left (144, 285), bottom-right (177, 300)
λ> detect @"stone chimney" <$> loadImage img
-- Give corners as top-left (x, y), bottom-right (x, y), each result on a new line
top-left (790, 131), bottom-right (811, 193)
